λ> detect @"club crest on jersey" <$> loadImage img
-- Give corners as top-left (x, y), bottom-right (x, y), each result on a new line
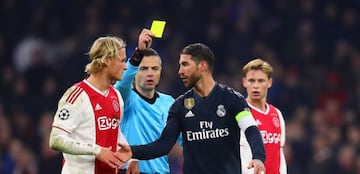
top-left (112, 100), bottom-right (119, 112)
top-left (184, 98), bottom-right (195, 110)
top-left (58, 108), bottom-right (70, 120)
top-left (216, 104), bottom-right (226, 117)
top-left (272, 117), bottom-right (280, 128)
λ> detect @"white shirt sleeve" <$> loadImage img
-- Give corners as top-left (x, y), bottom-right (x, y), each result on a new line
top-left (276, 108), bottom-right (287, 174)
top-left (49, 86), bottom-right (101, 156)
top-left (49, 128), bottom-right (101, 156)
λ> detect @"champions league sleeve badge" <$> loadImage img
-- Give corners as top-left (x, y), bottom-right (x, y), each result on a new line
top-left (58, 108), bottom-right (70, 120)
top-left (216, 104), bottom-right (226, 117)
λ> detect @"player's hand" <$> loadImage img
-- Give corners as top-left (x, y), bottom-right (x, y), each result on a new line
top-left (117, 143), bottom-right (133, 162)
top-left (96, 147), bottom-right (125, 168)
top-left (138, 29), bottom-right (154, 50)
top-left (125, 160), bottom-right (140, 174)
top-left (248, 159), bottom-right (265, 174)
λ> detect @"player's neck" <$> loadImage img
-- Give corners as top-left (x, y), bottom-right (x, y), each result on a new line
top-left (247, 98), bottom-right (267, 112)
top-left (194, 76), bottom-right (215, 97)
top-left (87, 75), bottom-right (111, 92)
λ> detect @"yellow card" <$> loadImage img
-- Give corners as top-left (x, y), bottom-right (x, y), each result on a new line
top-left (150, 20), bottom-right (166, 38)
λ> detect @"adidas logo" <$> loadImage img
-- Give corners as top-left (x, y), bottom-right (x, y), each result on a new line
top-left (95, 103), bottom-right (102, 111)
top-left (185, 111), bottom-right (194, 117)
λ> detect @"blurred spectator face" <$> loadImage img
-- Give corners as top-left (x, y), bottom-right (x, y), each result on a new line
top-left (283, 143), bottom-right (294, 164)
top-left (1, 65), bottom-right (15, 84)
top-left (356, 156), bottom-right (360, 174)
top-left (39, 112), bottom-right (59, 158)
top-left (9, 139), bottom-right (23, 163)
top-left (346, 125), bottom-right (360, 145)
top-left (42, 77), bottom-right (57, 96)
top-left (297, 20), bottom-right (314, 39)
top-left (311, 134), bottom-right (331, 163)
top-left (342, 7), bottom-right (357, 28)
top-left (13, 77), bottom-right (27, 96)
top-left (337, 144), bottom-right (356, 171)
top-left (0, 115), bottom-right (11, 147)
top-left (327, 127), bottom-right (341, 147)
top-left (286, 120), bottom-right (305, 142)
top-left (323, 2), bottom-right (337, 21)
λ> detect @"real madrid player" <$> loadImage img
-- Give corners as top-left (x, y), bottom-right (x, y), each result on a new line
top-left (49, 30), bottom-right (153, 174)
top-left (118, 43), bottom-right (266, 174)
top-left (240, 59), bottom-right (287, 174)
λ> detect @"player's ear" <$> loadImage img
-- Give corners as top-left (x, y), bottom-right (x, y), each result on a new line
top-left (242, 77), bottom-right (247, 87)
top-left (199, 61), bottom-right (208, 71)
top-left (103, 57), bottom-right (111, 66)
top-left (268, 77), bottom-right (273, 88)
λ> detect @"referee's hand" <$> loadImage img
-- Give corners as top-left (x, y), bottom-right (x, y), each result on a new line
top-left (138, 29), bottom-right (154, 50)
top-left (248, 159), bottom-right (265, 174)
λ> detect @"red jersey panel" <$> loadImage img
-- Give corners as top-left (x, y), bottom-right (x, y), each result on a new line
top-left (240, 103), bottom-right (286, 174)
top-left (251, 104), bottom-right (282, 174)
top-left (77, 82), bottom-right (120, 174)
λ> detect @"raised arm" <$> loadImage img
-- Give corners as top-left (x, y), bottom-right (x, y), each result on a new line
top-left (113, 29), bottom-right (154, 101)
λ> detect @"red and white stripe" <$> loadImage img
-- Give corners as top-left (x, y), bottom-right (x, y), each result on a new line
top-left (66, 86), bottom-right (83, 104)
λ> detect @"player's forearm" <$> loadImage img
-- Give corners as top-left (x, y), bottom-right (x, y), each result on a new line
top-left (245, 126), bottom-right (266, 162)
top-left (49, 127), bottom-right (101, 156)
top-left (131, 116), bottom-right (179, 159)
top-left (129, 47), bottom-right (144, 66)
top-left (131, 142), bottom-right (172, 160)
top-left (131, 131), bottom-right (176, 159)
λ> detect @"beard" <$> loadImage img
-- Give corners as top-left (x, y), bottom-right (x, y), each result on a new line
top-left (184, 73), bottom-right (201, 89)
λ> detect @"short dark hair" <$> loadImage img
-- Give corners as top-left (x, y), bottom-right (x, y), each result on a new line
top-left (181, 43), bottom-right (215, 71)
top-left (142, 48), bottom-right (160, 57)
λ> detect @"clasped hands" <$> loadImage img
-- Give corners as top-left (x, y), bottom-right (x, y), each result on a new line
top-left (96, 144), bottom-right (132, 169)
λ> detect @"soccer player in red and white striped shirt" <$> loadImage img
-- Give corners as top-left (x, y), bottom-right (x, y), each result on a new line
top-left (49, 30), bottom-right (154, 174)
top-left (240, 58), bottom-right (287, 174)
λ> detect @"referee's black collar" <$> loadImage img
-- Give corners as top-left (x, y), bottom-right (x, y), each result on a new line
top-left (132, 88), bottom-right (159, 104)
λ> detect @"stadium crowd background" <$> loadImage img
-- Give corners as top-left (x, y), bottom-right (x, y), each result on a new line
top-left (0, 0), bottom-right (360, 173)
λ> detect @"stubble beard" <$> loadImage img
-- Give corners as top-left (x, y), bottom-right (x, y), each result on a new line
top-left (184, 73), bottom-right (201, 89)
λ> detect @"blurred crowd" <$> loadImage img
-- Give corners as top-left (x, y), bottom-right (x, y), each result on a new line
top-left (0, 0), bottom-right (360, 173)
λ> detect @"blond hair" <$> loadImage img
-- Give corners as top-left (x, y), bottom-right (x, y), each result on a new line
top-left (85, 36), bottom-right (126, 74)
top-left (242, 58), bottom-right (273, 79)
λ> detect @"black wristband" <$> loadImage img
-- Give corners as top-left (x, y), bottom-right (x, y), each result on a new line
top-left (129, 48), bottom-right (144, 66)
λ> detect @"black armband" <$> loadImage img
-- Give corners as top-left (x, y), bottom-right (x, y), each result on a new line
top-left (129, 47), bottom-right (144, 66)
